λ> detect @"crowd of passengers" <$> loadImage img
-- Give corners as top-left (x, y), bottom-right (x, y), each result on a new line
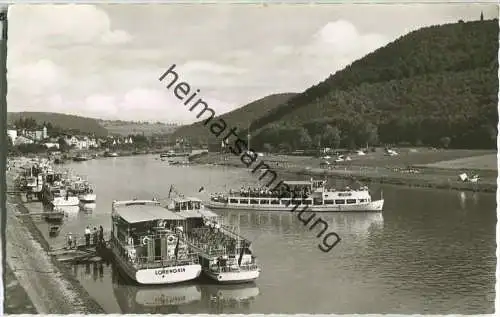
top-left (189, 227), bottom-right (240, 254)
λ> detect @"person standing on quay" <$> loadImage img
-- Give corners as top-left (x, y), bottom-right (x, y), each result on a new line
top-left (93, 227), bottom-right (98, 246)
top-left (85, 226), bottom-right (91, 246)
top-left (98, 225), bottom-right (104, 248)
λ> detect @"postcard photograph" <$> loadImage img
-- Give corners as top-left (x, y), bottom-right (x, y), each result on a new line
top-left (3, 3), bottom-right (498, 315)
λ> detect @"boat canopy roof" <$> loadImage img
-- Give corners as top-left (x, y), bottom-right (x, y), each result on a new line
top-left (283, 180), bottom-right (312, 186)
top-left (173, 197), bottom-right (202, 203)
top-left (173, 207), bottom-right (219, 219)
top-left (114, 203), bottom-right (184, 224)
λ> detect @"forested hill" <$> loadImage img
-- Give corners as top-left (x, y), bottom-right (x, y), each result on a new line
top-left (249, 19), bottom-right (498, 150)
top-left (7, 112), bottom-right (108, 137)
top-left (171, 93), bottom-right (297, 143)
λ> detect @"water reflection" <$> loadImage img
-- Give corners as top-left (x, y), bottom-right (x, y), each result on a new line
top-left (80, 202), bottom-right (97, 212)
top-left (221, 209), bottom-right (384, 236)
top-left (60, 205), bottom-right (80, 221)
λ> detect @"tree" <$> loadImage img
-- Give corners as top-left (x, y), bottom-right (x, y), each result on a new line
top-left (363, 123), bottom-right (379, 148)
top-left (297, 128), bottom-right (312, 149)
top-left (58, 137), bottom-right (70, 152)
top-left (263, 143), bottom-right (273, 153)
top-left (322, 124), bottom-right (341, 149)
top-left (440, 136), bottom-right (451, 148)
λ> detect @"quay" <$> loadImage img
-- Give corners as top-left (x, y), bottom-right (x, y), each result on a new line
top-left (5, 160), bottom-right (105, 313)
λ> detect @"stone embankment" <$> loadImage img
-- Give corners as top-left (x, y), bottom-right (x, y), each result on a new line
top-left (5, 173), bottom-right (104, 314)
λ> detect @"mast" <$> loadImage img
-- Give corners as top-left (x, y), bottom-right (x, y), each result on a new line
top-left (247, 121), bottom-right (251, 150)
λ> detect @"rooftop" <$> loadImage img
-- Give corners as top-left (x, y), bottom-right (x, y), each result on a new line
top-left (114, 203), bottom-right (184, 223)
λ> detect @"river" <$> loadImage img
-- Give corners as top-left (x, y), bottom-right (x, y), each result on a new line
top-left (27, 154), bottom-right (495, 314)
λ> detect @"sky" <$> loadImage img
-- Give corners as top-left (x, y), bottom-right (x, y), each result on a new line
top-left (7, 3), bottom-right (498, 124)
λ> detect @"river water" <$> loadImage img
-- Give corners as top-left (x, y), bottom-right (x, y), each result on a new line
top-left (29, 155), bottom-right (495, 314)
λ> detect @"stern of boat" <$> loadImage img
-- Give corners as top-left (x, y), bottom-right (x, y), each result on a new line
top-left (135, 264), bottom-right (202, 285)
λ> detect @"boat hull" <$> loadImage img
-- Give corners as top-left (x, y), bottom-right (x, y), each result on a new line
top-left (78, 193), bottom-right (96, 203)
top-left (51, 196), bottom-right (80, 207)
top-left (206, 199), bottom-right (384, 212)
top-left (203, 269), bottom-right (260, 284)
top-left (112, 247), bottom-right (201, 285)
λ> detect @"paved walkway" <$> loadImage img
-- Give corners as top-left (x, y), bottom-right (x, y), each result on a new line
top-left (6, 176), bottom-right (89, 314)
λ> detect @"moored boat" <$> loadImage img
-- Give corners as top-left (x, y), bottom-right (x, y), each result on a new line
top-left (110, 199), bottom-right (202, 285)
top-left (206, 179), bottom-right (384, 212)
top-left (42, 184), bottom-right (80, 207)
top-left (73, 154), bottom-right (90, 162)
top-left (70, 180), bottom-right (97, 204)
top-left (167, 196), bottom-right (261, 284)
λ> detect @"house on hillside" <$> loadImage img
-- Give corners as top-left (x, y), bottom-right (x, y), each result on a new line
top-left (7, 129), bottom-right (17, 143)
top-left (20, 126), bottom-right (47, 142)
top-left (14, 136), bottom-right (34, 146)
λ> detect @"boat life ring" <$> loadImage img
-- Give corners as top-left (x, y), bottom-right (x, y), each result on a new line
top-left (167, 235), bottom-right (175, 243)
top-left (158, 220), bottom-right (166, 228)
top-left (142, 237), bottom-right (150, 245)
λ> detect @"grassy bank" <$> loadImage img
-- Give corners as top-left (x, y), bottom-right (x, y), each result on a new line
top-left (192, 148), bottom-right (497, 193)
top-left (6, 172), bottom-right (105, 314)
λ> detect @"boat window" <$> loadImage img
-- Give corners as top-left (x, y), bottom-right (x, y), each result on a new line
top-left (240, 199), bottom-right (248, 204)
top-left (174, 203), bottom-right (181, 211)
top-left (187, 201), bottom-right (193, 210)
top-left (302, 200), bottom-right (312, 205)
top-left (324, 200), bottom-right (334, 205)
top-left (313, 198), bottom-right (323, 205)
top-left (291, 199), bottom-right (301, 205)
top-left (270, 200), bottom-right (280, 205)
top-left (260, 200), bottom-right (269, 204)
top-left (250, 199), bottom-right (259, 204)
top-left (230, 199), bottom-right (238, 204)
top-left (359, 199), bottom-right (365, 203)
top-left (347, 199), bottom-right (356, 204)
top-left (335, 199), bottom-right (345, 204)
top-left (281, 199), bottom-right (290, 205)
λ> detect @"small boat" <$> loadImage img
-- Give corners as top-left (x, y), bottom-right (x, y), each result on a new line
top-left (45, 207), bottom-right (65, 223)
top-left (206, 179), bottom-right (384, 212)
top-left (167, 195), bottom-right (261, 284)
top-left (73, 154), bottom-right (89, 162)
top-left (49, 224), bottom-right (61, 237)
top-left (110, 199), bottom-right (202, 285)
top-left (104, 151), bottom-right (119, 157)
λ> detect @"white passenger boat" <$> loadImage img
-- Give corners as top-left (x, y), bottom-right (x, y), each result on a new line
top-left (207, 179), bottom-right (384, 212)
top-left (167, 196), bottom-right (261, 284)
top-left (110, 199), bottom-right (202, 285)
top-left (43, 185), bottom-right (80, 207)
top-left (71, 180), bottom-right (97, 204)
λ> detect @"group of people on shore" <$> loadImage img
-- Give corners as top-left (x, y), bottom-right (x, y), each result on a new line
top-left (66, 225), bottom-right (105, 249)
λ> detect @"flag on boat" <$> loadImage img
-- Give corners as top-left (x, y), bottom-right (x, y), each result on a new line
top-left (168, 185), bottom-right (174, 198)
top-left (199, 186), bottom-right (205, 193)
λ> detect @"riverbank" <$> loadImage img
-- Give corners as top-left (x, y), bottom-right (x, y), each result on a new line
top-left (191, 149), bottom-right (497, 193)
top-left (5, 171), bottom-right (105, 314)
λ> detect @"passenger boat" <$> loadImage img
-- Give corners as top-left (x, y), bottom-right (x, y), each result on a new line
top-left (70, 180), bottom-right (97, 204)
top-left (42, 185), bottom-right (80, 207)
top-left (110, 199), bottom-right (202, 285)
top-left (168, 196), bottom-right (261, 284)
top-left (104, 151), bottom-right (119, 157)
top-left (207, 179), bottom-right (384, 212)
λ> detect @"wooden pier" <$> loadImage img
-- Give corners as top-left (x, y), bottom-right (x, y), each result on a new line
top-left (48, 231), bottom-right (112, 263)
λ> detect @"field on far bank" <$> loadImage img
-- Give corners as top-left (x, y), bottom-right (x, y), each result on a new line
top-left (193, 148), bottom-right (497, 192)
top-left (416, 154), bottom-right (497, 171)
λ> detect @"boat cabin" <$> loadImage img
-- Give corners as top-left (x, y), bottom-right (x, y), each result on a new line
top-left (168, 197), bottom-right (220, 232)
top-left (111, 200), bottom-right (194, 267)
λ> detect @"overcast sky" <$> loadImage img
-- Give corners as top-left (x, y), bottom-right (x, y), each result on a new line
top-left (7, 3), bottom-right (498, 123)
